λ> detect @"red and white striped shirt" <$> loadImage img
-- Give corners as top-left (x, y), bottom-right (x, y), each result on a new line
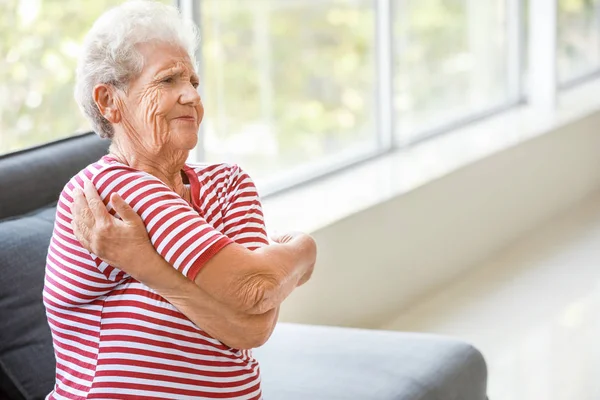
top-left (43, 155), bottom-right (269, 399)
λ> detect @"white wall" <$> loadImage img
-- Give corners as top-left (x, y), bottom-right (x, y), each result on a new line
top-left (277, 109), bottom-right (600, 329)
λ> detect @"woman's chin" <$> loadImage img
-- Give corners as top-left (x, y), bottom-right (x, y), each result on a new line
top-left (181, 138), bottom-right (198, 151)
top-left (173, 128), bottom-right (199, 150)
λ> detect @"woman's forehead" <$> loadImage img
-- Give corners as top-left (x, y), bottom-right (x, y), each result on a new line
top-left (137, 42), bottom-right (195, 75)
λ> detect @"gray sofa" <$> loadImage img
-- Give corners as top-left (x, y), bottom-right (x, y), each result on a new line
top-left (0, 132), bottom-right (488, 400)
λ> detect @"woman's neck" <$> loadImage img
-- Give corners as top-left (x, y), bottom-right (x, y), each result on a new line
top-left (108, 139), bottom-right (189, 196)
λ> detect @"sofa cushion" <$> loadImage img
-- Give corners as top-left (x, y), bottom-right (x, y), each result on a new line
top-left (0, 132), bottom-right (109, 221)
top-left (0, 207), bottom-right (57, 399)
top-left (254, 323), bottom-right (488, 400)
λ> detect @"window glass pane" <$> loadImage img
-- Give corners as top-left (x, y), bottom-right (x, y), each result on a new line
top-left (200, 0), bottom-right (377, 188)
top-left (0, 0), bottom-right (171, 155)
top-left (393, 0), bottom-right (515, 142)
top-left (557, 0), bottom-right (600, 84)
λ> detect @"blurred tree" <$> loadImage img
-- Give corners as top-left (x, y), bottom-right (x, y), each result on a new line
top-left (557, 0), bottom-right (600, 83)
top-left (394, 0), bottom-right (512, 136)
top-left (201, 0), bottom-right (376, 175)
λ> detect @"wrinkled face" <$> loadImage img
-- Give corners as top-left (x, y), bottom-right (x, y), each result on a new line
top-left (115, 42), bottom-right (203, 155)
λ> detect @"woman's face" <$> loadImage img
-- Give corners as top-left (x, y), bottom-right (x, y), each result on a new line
top-left (114, 42), bottom-right (203, 155)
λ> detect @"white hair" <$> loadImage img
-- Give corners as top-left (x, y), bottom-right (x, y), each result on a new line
top-left (74, 0), bottom-right (200, 139)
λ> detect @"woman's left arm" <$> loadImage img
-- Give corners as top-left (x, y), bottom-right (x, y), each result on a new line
top-left (203, 165), bottom-right (280, 341)
top-left (165, 164), bottom-right (281, 347)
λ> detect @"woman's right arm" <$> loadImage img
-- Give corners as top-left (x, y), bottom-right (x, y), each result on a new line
top-left (82, 167), bottom-right (315, 314)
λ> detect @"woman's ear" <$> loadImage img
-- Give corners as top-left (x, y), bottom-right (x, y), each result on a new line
top-left (93, 84), bottom-right (121, 123)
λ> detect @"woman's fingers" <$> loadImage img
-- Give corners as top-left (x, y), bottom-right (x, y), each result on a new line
top-left (71, 188), bottom-right (94, 248)
top-left (269, 230), bottom-right (301, 244)
top-left (71, 188), bottom-right (93, 225)
top-left (83, 179), bottom-right (111, 223)
top-left (110, 192), bottom-right (142, 224)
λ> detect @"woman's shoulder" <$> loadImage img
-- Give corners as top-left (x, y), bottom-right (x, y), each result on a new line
top-left (58, 155), bottom-right (155, 202)
top-left (55, 156), bottom-right (108, 205)
top-left (185, 162), bottom-right (258, 197)
top-left (185, 162), bottom-right (250, 182)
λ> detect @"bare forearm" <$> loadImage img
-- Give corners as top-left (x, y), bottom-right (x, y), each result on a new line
top-left (164, 278), bottom-right (279, 349)
top-left (192, 234), bottom-right (316, 315)
top-left (246, 234), bottom-right (316, 314)
top-left (129, 250), bottom-right (279, 349)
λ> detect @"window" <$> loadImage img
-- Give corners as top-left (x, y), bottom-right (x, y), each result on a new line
top-left (3, 0), bottom-right (600, 193)
top-left (199, 0), bottom-right (377, 190)
top-left (557, 0), bottom-right (600, 85)
top-left (0, 0), bottom-right (172, 155)
top-left (393, 0), bottom-right (520, 143)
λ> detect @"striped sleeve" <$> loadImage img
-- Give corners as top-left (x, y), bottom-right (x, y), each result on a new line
top-left (52, 167), bottom-right (130, 285)
top-left (221, 165), bottom-right (269, 251)
top-left (92, 164), bottom-right (233, 281)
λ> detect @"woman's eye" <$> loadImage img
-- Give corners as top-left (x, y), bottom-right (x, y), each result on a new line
top-left (192, 82), bottom-right (199, 89)
top-left (161, 77), bottom-right (174, 84)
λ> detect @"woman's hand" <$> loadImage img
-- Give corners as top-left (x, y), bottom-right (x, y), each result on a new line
top-left (71, 179), bottom-right (152, 275)
top-left (270, 231), bottom-right (316, 286)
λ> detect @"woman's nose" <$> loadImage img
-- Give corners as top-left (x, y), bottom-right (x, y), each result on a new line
top-left (180, 83), bottom-right (201, 106)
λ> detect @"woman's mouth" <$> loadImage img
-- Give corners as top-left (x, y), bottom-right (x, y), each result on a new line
top-left (174, 115), bottom-right (196, 122)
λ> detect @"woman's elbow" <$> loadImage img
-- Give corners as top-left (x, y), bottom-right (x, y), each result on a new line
top-left (250, 330), bottom-right (273, 349)
top-left (233, 273), bottom-right (281, 314)
top-left (248, 308), bottom-right (278, 348)
top-left (224, 310), bottom-right (278, 349)
top-left (235, 330), bottom-right (272, 350)
top-left (223, 336), bottom-right (264, 350)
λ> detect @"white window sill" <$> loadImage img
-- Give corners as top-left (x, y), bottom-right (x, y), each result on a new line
top-left (261, 77), bottom-right (600, 234)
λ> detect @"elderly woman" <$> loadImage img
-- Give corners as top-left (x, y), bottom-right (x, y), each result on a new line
top-left (42, 1), bottom-right (316, 399)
